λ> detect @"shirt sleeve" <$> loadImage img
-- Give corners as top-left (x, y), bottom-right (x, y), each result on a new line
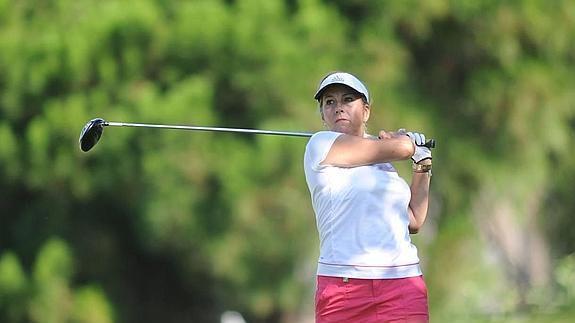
top-left (304, 131), bottom-right (342, 172)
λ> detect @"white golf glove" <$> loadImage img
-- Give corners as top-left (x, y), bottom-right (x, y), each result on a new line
top-left (406, 131), bottom-right (432, 163)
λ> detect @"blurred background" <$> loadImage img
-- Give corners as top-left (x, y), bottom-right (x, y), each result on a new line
top-left (1, 0), bottom-right (575, 322)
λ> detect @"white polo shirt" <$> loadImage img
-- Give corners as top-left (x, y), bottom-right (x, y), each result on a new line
top-left (304, 131), bottom-right (422, 279)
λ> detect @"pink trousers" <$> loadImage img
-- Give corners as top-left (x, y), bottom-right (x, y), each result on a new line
top-left (315, 275), bottom-right (429, 323)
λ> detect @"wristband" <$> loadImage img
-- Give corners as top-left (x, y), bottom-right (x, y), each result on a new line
top-left (413, 163), bottom-right (432, 173)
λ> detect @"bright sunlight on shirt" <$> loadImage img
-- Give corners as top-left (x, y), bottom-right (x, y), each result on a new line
top-left (304, 131), bottom-right (422, 279)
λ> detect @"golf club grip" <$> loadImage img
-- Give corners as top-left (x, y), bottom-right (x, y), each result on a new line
top-left (376, 135), bottom-right (435, 149)
top-left (399, 134), bottom-right (434, 149)
top-left (423, 139), bottom-right (436, 149)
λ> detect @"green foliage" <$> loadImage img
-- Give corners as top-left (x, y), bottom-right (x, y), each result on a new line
top-left (29, 239), bottom-right (75, 323)
top-left (0, 252), bottom-right (28, 322)
top-left (72, 286), bottom-right (115, 323)
top-left (555, 254), bottom-right (575, 306)
top-left (0, 239), bottom-right (115, 323)
top-left (1, 0), bottom-right (575, 321)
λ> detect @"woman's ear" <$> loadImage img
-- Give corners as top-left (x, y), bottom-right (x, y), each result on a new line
top-left (363, 103), bottom-right (370, 122)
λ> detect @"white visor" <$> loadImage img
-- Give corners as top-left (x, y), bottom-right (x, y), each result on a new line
top-left (314, 72), bottom-right (370, 103)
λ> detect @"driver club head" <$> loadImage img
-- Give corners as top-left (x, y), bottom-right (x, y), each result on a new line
top-left (79, 118), bottom-right (106, 152)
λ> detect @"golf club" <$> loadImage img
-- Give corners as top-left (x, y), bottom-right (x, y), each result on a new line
top-left (79, 118), bottom-right (436, 152)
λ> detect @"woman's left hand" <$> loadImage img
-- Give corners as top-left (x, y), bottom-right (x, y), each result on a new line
top-left (406, 132), bottom-right (432, 163)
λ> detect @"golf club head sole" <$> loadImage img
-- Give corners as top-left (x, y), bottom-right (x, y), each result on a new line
top-left (79, 118), bottom-right (105, 152)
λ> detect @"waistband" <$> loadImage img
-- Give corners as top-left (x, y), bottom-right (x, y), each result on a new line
top-left (317, 261), bottom-right (422, 279)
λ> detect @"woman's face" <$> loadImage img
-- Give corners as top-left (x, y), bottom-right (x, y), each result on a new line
top-left (320, 84), bottom-right (370, 136)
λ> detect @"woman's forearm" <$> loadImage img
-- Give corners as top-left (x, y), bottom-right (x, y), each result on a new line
top-left (408, 165), bottom-right (431, 233)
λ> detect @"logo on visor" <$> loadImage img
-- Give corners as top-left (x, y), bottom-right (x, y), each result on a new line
top-left (331, 74), bottom-right (345, 82)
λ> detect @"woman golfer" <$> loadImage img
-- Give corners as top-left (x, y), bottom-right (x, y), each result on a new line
top-left (304, 72), bottom-right (432, 322)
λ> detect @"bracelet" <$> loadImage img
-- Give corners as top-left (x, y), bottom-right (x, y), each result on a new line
top-left (413, 163), bottom-right (432, 173)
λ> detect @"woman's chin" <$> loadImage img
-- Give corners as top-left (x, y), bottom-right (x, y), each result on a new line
top-left (331, 125), bottom-right (358, 136)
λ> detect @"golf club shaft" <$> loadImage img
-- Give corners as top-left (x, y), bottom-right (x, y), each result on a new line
top-left (105, 121), bottom-right (313, 137)
top-left (104, 121), bottom-right (435, 148)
